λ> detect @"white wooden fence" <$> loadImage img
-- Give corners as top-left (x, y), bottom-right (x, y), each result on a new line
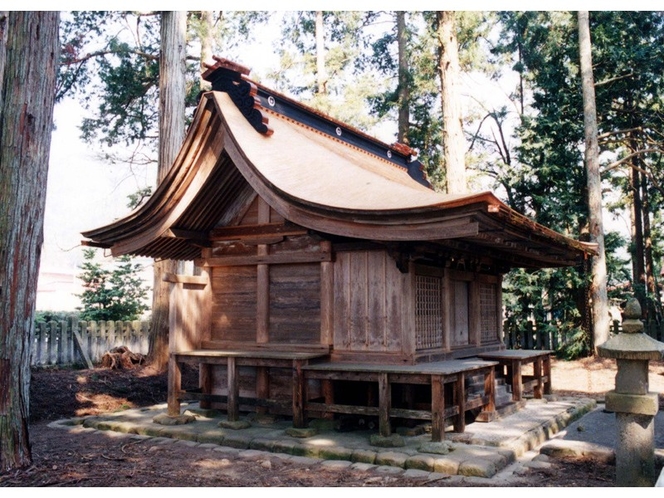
top-left (32, 318), bottom-right (150, 367)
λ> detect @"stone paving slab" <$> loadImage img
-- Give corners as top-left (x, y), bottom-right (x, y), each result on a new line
top-left (48, 396), bottom-right (596, 480)
top-left (540, 405), bottom-right (664, 466)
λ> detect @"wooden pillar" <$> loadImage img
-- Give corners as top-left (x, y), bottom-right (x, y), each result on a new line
top-left (320, 241), bottom-right (334, 346)
top-left (167, 278), bottom-right (183, 416)
top-left (431, 375), bottom-right (445, 442)
top-left (543, 354), bottom-right (552, 395)
top-left (256, 261), bottom-right (269, 344)
top-left (378, 373), bottom-right (391, 437)
top-left (441, 272), bottom-right (452, 351)
top-left (256, 197), bottom-right (270, 344)
top-left (292, 359), bottom-right (305, 428)
top-left (256, 253), bottom-right (269, 414)
top-left (511, 360), bottom-right (522, 402)
top-left (534, 357), bottom-right (543, 399)
top-left (453, 373), bottom-right (466, 433)
top-left (199, 364), bottom-right (213, 410)
top-left (256, 198), bottom-right (270, 412)
top-left (227, 357), bottom-right (239, 421)
top-left (321, 379), bottom-right (334, 419)
top-left (256, 367), bottom-right (269, 415)
top-left (469, 279), bottom-right (481, 346)
top-left (496, 274), bottom-right (504, 344)
top-left (167, 356), bottom-right (182, 416)
top-left (484, 366), bottom-right (496, 413)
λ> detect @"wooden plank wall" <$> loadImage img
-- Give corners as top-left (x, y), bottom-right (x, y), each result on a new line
top-left (168, 272), bottom-right (211, 351)
top-left (268, 263), bottom-right (321, 343)
top-left (332, 250), bottom-right (407, 355)
top-left (207, 193), bottom-right (331, 346)
top-left (211, 265), bottom-right (257, 341)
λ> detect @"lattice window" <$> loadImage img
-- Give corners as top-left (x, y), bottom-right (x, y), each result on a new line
top-left (415, 275), bottom-right (443, 349)
top-left (480, 283), bottom-right (499, 342)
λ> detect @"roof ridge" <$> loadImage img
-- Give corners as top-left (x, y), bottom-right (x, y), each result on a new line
top-left (202, 56), bottom-right (431, 189)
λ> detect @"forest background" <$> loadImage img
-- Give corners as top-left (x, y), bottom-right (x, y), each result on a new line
top-left (38, 6), bottom-right (664, 360)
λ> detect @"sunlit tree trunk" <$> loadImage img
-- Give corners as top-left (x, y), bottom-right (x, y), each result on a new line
top-left (315, 11), bottom-right (327, 95)
top-left (397, 11), bottom-right (410, 144)
top-left (436, 11), bottom-right (466, 194)
top-left (0, 11), bottom-right (59, 471)
top-left (149, 11), bottom-right (187, 371)
top-left (199, 11), bottom-right (214, 91)
top-left (578, 11), bottom-right (609, 349)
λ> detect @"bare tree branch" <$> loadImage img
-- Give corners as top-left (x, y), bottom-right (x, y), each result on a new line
top-left (597, 127), bottom-right (643, 141)
top-left (602, 148), bottom-right (664, 197)
top-left (602, 148), bottom-right (664, 173)
top-left (62, 49), bottom-right (158, 66)
top-left (594, 70), bottom-right (633, 87)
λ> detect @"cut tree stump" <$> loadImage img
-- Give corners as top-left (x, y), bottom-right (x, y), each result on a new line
top-left (101, 346), bottom-right (146, 369)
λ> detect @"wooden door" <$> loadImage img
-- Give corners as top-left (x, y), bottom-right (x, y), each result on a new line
top-left (451, 280), bottom-right (469, 346)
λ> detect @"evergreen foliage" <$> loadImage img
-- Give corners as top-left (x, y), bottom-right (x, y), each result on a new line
top-left (77, 249), bottom-right (149, 322)
top-left (493, 11), bottom-right (664, 356)
top-left (59, 11), bottom-right (269, 166)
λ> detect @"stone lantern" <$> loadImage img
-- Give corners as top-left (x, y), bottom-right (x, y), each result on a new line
top-left (597, 297), bottom-right (664, 486)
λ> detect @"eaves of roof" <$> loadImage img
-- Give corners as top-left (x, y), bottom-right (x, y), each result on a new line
top-left (81, 68), bottom-right (596, 269)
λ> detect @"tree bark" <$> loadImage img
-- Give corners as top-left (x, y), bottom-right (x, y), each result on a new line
top-left (199, 11), bottom-right (214, 92)
top-left (315, 11), bottom-right (327, 96)
top-left (397, 11), bottom-right (410, 145)
top-left (149, 11), bottom-right (187, 372)
top-left (436, 11), bottom-right (466, 194)
top-left (642, 173), bottom-right (662, 327)
top-left (630, 137), bottom-right (646, 309)
top-left (0, 11), bottom-right (59, 471)
top-left (578, 11), bottom-right (609, 349)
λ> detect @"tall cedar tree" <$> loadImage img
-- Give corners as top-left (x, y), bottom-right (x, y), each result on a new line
top-left (149, 11), bottom-right (187, 371)
top-left (436, 12), bottom-right (467, 194)
top-left (0, 11), bottom-right (59, 471)
top-left (578, 11), bottom-right (609, 349)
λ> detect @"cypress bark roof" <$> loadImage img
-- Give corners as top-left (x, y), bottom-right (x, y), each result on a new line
top-left (82, 60), bottom-right (596, 269)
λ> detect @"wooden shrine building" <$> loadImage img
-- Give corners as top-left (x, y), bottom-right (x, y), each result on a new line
top-left (82, 58), bottom-right (596, 441)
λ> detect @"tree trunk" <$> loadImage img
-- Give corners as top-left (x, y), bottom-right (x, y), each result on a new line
top-left (315, 11), bottom-right (327, 95)
top-left (578, 11), bottom-right (609, 349)
top-left (436, 11), bottom-right (466, 194)
top-left (642, 174), bottom-right (662, 328)
top-left (199, 11), bottom-right (214, 92)
top-left (630, 137), bottom-right (646, 309)
top-left (0, 11), bottom-right (59, 472)
top-left (149, 11), bottom-right (187, 372)
top-left (396, 11), bottom-right (410, 145)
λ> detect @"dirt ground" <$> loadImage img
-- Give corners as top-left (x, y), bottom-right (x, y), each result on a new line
top-left (2, 356), bottom-right (664, 487)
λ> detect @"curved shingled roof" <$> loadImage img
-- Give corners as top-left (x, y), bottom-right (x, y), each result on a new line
top-left (82, 61), bottom-right (596, 269)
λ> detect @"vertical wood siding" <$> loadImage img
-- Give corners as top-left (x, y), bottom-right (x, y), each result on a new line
top-left (333, 250), bottom-right (407, 354)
